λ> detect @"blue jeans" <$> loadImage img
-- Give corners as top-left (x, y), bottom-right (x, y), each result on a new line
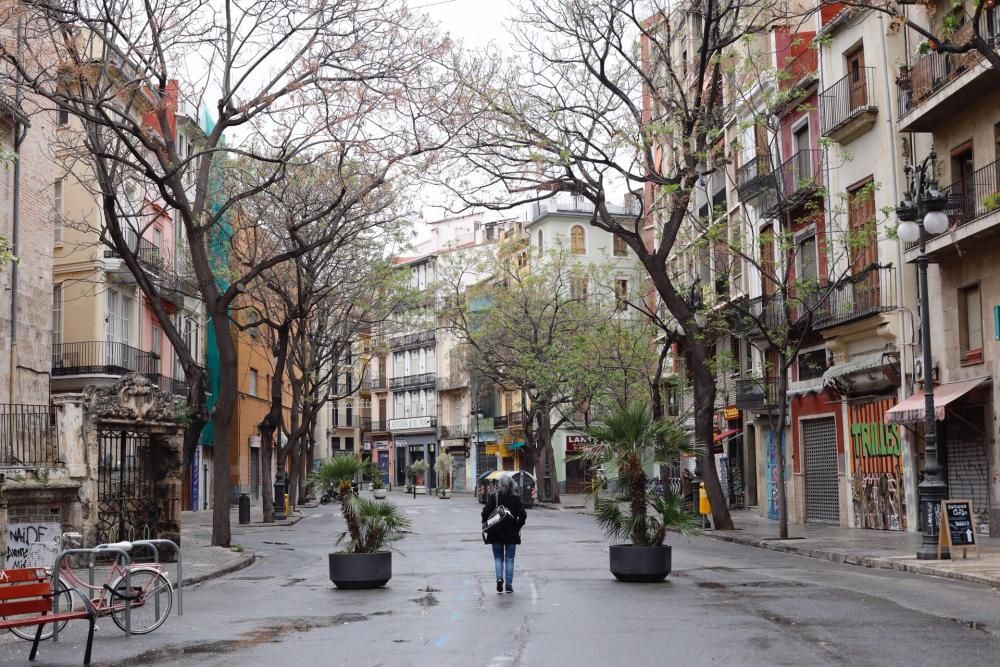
top-left (492, 543), bottom-right (516, 585)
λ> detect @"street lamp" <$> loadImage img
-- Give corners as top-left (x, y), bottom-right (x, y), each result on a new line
top-left (895, 150), bottom-right (950, 560)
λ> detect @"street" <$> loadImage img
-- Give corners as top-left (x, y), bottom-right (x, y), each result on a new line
top-left (3, 493), bottom-right (1000, 666)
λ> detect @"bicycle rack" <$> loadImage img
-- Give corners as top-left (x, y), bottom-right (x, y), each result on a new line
top-left (51, 547), bottom-right (133, 642)
top-left (130, 539), bottom-right (183, 616)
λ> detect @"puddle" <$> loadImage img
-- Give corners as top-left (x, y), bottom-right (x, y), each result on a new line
top-left (262, 541), bottom-right (290, 545)
top-left (696, 581), bottom-right (727, 589)
top-left (108, 615), bottom-right (375, 665)
top-left (420, 585), bottom-right (441, 592)
top-left (411, 593), bottom-right (439, 608)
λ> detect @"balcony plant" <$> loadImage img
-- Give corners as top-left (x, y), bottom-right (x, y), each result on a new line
top-left (434, 452), bottom-right (455, 499)
top-left (984, 191), bottom-right (1000, 213)
top-left (311, 456), bottom-right (410, 589)
top-left (572, 402), bottom-right (699, 582)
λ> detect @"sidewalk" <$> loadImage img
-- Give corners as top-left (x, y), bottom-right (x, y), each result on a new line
top-left (173, 504), bottom-right (305, 586)
top-left (539, 496), bottom-right (1000, 589)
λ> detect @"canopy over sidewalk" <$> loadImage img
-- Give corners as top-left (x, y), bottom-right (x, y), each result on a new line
top-left (885, 377), bottom-right (988, 424)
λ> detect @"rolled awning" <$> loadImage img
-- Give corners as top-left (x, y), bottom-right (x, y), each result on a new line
top-left (885, 377), bottom-right (989, 424)
top-left (713, 428), bottom-right (740, 442)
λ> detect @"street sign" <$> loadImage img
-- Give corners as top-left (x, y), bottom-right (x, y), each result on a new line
top-left (939, 499), bottom-right (981, 560)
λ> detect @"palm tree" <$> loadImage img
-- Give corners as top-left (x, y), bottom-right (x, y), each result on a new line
top-left (311, 456), bottom-right (410, 553)
top-left (577, 403), bottom-right (699, 547)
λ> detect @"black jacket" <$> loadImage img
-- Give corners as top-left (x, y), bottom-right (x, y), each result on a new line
top-left (481, 492), bottom-right (527, 545)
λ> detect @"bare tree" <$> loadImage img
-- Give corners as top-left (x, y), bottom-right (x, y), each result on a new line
top-left (1, 0), bottom-right (466, 544)
top-left (439, 0), bottom-right (823, 529)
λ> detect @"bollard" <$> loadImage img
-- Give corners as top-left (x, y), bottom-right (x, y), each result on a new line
top-left (238, 493), bottom-right (251, 524)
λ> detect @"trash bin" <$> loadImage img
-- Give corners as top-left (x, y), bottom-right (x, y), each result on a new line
top-left (238, 493), bottom-right (251, 524)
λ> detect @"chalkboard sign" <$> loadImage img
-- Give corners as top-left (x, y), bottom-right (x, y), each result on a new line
top-left (938, 499), bottom-right (981, 560)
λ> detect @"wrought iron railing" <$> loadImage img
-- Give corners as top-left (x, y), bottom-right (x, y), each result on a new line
top-left (104, 229), bottom-right (162, 274)
top-left (493, 412), bottom-right (524, 430)
top-left (389, 330), bottom-right (436, 351)
top-left (0, 404), bottom-right (59, 467)
top-left (372, 376), bottom-right (387, 391)
top-left (440, 424), bottom-right (468, 439)
top-left (528, 195), bottom-right (641, 222)
top-left (814, 265), bottom-right (897, 329)
top-left (820, 66), bottom-right (877, 136)
top-left (905, 158), bottom-right (1000, 250)
top-left (899, 14), bottom-right (999, 116)
top-left (363, 419), bottom-right (390, 432)
top-left (736, 156), bottom-right (773, 198)
top-left (388, 372), bottom-right (437, 390)
top-left (53, 341), bottom-right (159, 376)
top-left (758, 149), bottom-right (825, 215)
top-left (734, 378), bottom-right (781, 410)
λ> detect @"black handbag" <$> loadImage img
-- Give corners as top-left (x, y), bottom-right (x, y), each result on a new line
top-left (482, 491), bottom-right (513, 543)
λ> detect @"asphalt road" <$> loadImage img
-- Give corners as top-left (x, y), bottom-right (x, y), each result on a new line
top-left (4, 493), bottom-right (1000, 666)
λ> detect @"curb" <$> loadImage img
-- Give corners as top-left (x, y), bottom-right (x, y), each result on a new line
top-left (181, 551), bottom-right (256, 587)
top-left (702, 531), bottom-right (1000, 590)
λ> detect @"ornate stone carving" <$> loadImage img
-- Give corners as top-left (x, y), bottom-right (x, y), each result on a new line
top-left (83, 374), bottom-right (182, 425)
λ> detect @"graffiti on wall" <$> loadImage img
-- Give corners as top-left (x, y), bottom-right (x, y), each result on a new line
top-left (849, 399), bottom-right (906, 531)
top-left (5, 522), bottom-right (62, 568)
top-left (764, 429), bottom-right (784, 520)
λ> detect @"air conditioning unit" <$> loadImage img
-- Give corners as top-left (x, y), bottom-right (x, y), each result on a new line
top-left (913, 358), bottom-right (939, 385)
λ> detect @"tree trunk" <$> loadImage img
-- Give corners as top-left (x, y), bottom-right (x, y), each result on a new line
top-left (691, 345), bottom-right (735, 530)
top-left (774, 365), bottom-right (790, 540)
top-left (539, 409), bottom-right (561, 504)
top-left (210, 314), bottom-right (237, 546)
top-left (259, 322), bottom-right (291, 522)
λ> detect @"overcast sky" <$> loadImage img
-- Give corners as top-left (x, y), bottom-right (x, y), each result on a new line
top-left (419, 0), bottom-right (518, 49)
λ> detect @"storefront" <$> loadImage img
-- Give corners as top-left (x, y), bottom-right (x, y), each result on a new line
top-left (563, 434), bottom-right (591, 494)
top-left (714, 406), bottom-right (745, 509)
top-left (791, 391), bottom-right (844, 525)
top-left (391, 426), bottom-right (438, 489)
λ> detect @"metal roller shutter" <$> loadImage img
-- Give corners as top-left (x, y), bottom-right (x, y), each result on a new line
top-left (803, 417), bottom-right (839, 523)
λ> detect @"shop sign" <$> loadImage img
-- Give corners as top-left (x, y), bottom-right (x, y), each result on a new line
top-left (248, 435), bottom-right (261, 448)
top-left (849, 399), bottom-right (906, 531)
top-left (723, 406), bottom-right (740, 421)
top-left (375, 440), bottom-right (390, 450)
top-left (565, 435), bottom-right (591, 453)
top-left (389, 416), bottom-right (433, 431)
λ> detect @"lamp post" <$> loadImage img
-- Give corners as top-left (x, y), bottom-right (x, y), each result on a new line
top-left (895, 150), bottom-right (950, 560)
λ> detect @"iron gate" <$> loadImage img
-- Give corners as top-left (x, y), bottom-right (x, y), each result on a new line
top-left (803, 418), bottom-right (840, 523)
top-left (97, 430), bottom-right (158, 544)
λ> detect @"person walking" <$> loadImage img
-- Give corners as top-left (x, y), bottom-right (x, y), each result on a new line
top-left (481, 475), bottom-right (527, 594)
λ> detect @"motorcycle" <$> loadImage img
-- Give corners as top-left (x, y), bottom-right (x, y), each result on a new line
top-left (319, 485), bottom-right (335, 505)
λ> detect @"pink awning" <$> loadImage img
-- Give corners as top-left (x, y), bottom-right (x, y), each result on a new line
top-left (885, 378), bottom-right (988, 424)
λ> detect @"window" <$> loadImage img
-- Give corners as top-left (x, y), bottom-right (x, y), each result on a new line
top-left (345, 437), bottom-right (355, 452)
top-left (846, 47), bottom-right (867, 109)
top-left (847, 179), bottom-right (876, 274)
top-left (570, 225), bottom-right (586, 255)
top-left (570, 276), bottom-right (588, 302)
top-left (57, 106), bottom-right (69, 126)
top-left (796, 349), bottom-right (828, 381)
top-left (959, 284), bottom-right (983, 364)
top-left (248, 368), bottom-right (258, 396)
top-left (537, 229), bottom-right (544, 257)
top-left (153, 227), bottom-right (162, 250)
top-left (346, 400), bottom-right (353, 425)
top-left (332, 436), bottom-right (341, 451)
top-left (332, 403), bottom-right (340, 426)
top-left (485, 223), bottom-right (495, 241)
top-left (615, 279), bottom-right (629, 311)
top-left (613, 235), bottom-right (628, 257)
top-left (796, 231), bottom-right (818, 282)
top-left (52, 284), bottom-right (62, 347)
top-left (151, 324), bottom-right (162, 357)
top-left (54, 178), bottom-right (63, 244)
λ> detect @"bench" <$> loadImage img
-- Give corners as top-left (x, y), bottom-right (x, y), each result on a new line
top-left (0, 567), bottom-right (98, 665)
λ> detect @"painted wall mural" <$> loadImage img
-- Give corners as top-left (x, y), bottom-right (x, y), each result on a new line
top-left (764, 428), bottom-right (784, 520)
top-left (849, 399), bottom-right (906, 531)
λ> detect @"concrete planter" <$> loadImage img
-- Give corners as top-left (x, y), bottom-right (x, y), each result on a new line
top-left (439, 489), bottom-right (451, 499)
top-left (609, 544), bottom-right (672, 582)
top-left (372, 488), bottom-right (387, 500)
top-left (328, 551), bottom-right (392, 589)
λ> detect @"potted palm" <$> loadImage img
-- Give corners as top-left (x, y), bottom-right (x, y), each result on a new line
top-left (408, 459), bottom-right (428, 491)
top-left (434, 453), bottom-right (454, 499)
top-left (575, 402), bottom-right (699, 582)
top-left (311, 457), bottom-right (410, 589)
top-left (372, 472), bottom-right (387, 500)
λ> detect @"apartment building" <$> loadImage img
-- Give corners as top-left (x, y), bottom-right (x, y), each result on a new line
top-left (888, 1), bottom-right (1000, 535)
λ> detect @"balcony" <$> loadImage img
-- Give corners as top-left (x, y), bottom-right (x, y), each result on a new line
top-left (756, 149), bottom-right (825, 216)
top-left (372, 376), bottom-right (388, 391)
top-left (363, 419), bottom-right (390, 433)
top-left (897, 11), bottom-right (1000, 131)
top-left (813, 265), bottom-right (897, 329)
top-left (493, 412), bottom-right (524, 430)
top-left (0, 404), bottom-right (59, 467)
top-left (439, 424), bottom-right (468, 440)
top-left (528, 194), bottom-right (640, 223)
top-left (736, 156), bottom-right (775, 199)
top-left (358, 378), bottom-right (372, 393)
top-left (734, 378), bottom-right (780, 411)
top-left (820, 67), bottom-right (878, 143)
top-left (389, 330), bottom-right (435, 351)
top-left (51, 341), bottom-right (189, 395)
top-left (330, 416), bottom-right (361, 429)
top-left (904, 158), bottom-right (1000, 260)
top-left (388, 372), bottom-right (436, 391)
top-left (104, 230), bottom-right (163, 276)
